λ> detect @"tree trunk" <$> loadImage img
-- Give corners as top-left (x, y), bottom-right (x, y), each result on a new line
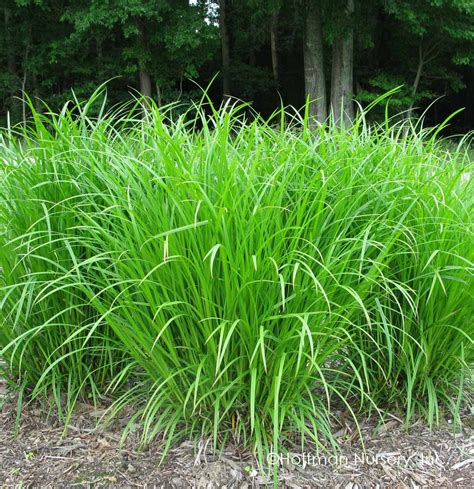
top-left (341, 0), bottom-right (354, 125)
top-left (407, 44), bottom-right (424, 118)
top-left (303, 0), bottom-right (327, 125)
top-left (219, 0), bottom-right (231, 98)
top-left (330, 38), bottom-right (343, 123)
top-left (330, 0), bottom-right (354, 125)
top-left (4, 8), bottom-right (15, 75)
top-left (270, 12), bottom-right (279, 85)
top-left (4, 7), bottom-right (17, 113)
top-left (136, 21), bottom-right (152, 102)
top-left (139, 66), bottom-right (152, 98)
top-left (22, 43), bottom-right (29, 126)
top-left (249, 18), bottom-right (256, 66)
top-left (32, 71), bottom-right (41, 112)
top-left (156, 83), bottom-right (163, 108)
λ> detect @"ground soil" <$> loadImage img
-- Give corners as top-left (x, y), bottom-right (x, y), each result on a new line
top-left (1, 378), bottom-right (473, 488)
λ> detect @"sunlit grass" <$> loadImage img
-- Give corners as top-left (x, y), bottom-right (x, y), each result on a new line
top-left (0, 91), bottom-right (472, 468)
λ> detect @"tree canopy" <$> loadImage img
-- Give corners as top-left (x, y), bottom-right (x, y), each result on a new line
top-left (1, 0), bottom-right (473, 130)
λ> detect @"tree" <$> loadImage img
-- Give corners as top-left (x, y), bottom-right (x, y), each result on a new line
top-left (357, 0), bottom-right (474, 119)
top-left (0, 0), bottom-right (472, 130)
top-left (218, 0), bottom-right (287, 111)
top-left (303, 0), bottom-right (327, 124)
top-left (268, 1), bottom-right (282, 85)
top-left (219, 0), bottom-right (231, 97)
top-left (63, 0), bottom-right (216, 102)
top-left (2, 2), bottom-right (17, 112)
top-left (329, 0), bottom-right (354, 124)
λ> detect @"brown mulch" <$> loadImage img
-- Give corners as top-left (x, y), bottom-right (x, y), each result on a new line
top-left (1, 379), bottom-right (473, 488)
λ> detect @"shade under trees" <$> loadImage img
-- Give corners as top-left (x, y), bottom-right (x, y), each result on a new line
top-left (0, 0), bottom-right (473, 130)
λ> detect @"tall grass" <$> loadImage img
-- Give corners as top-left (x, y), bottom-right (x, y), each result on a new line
top-left (0, 92), bottom-right (473, 466)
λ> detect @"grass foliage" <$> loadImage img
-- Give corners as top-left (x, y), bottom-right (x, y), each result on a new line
top-left (1, 92), bottom-right (473, 464)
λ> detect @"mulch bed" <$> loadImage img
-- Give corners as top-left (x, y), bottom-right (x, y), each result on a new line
top-left (1, 379), bottom-right (473, 488)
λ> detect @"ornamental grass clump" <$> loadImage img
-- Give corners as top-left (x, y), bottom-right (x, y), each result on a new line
top-left (0, 92), bottom-right (472, 464)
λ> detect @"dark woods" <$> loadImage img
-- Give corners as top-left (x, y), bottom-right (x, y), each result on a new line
top-left (1, 0), bottom-right (473, 131)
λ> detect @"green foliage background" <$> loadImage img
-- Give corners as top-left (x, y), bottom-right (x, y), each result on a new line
top-left (0, 0), bottom-right (473, 130)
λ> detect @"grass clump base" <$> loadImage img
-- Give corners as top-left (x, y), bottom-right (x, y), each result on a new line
top-left (1, 92), bottom-right (473, 469)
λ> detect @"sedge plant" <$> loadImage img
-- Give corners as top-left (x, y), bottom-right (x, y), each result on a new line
top-left (0, 90), bottom-right (472, 469)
